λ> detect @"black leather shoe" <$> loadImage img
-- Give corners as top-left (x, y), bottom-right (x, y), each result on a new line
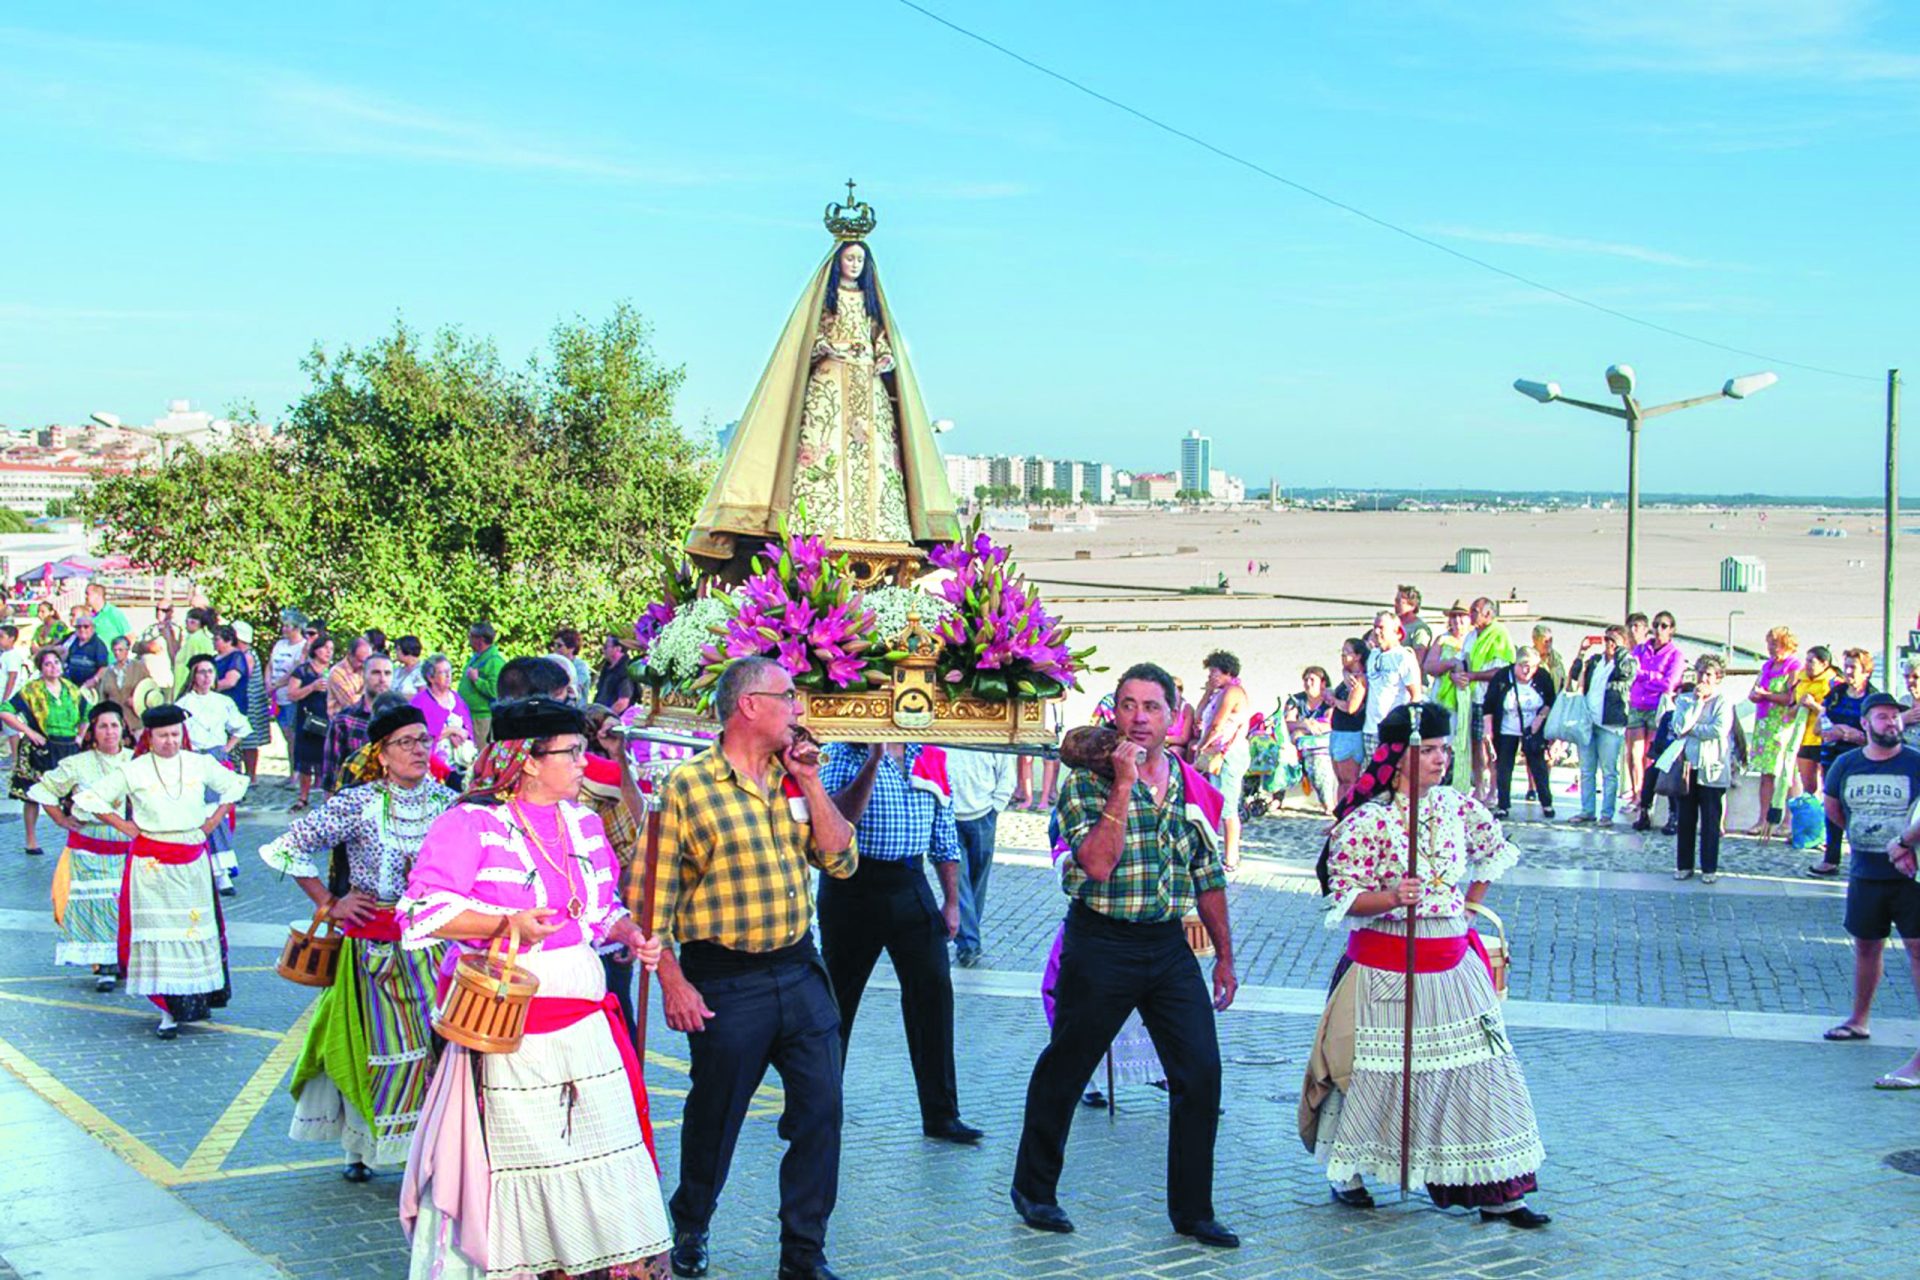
top-left (776, 1261), bottom-right (842, 1280)
top-left (1174, 1218), bottom-right (1240, 1248)
top-left (669, 1230), bottom-right (709, 1278)
top-left (1080, 1087), bottom-right (1107, 1108)
top-left (1329, 1186), bottom-right (1376, 1209)
top-left (154, 1024), bottom-right (177, 1041)
top-left (1010, 1188), bottom-right (1074, 1234)
top-left (342, 1161), bottom-right (371, 1183)
top-left (1482, 1205), bottom-right (1552, 1229)
top-left (923, 1117), bottom-right (984, 1145)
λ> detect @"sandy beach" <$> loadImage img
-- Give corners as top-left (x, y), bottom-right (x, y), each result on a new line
top-left (1006, 505), bottom-right (1918, 723)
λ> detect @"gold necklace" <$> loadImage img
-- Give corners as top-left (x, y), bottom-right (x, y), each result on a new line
top-left (510, 799), bottom-right (585, 920)
top-left (153, 753), bottom-right (187, 801)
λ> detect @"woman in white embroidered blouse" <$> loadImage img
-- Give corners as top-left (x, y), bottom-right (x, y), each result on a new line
top-left (1300, 702), bottom-right (1550, 1229)
top-left (71, 703), bottom-right (248, 1039)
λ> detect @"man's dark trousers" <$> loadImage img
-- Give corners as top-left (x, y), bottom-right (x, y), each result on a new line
top-left (818, 857), bottom-right (960, 1128)
top-left (669, 938), bottom-right (842, 1267)
top-left (1012, 902), bottom-right (1222, 1226)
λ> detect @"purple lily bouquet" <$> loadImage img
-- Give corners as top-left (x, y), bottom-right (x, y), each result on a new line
top-left (928, 520), bottom-right (1094, 702)
top-left (692, 522), bottom-right (884, 693)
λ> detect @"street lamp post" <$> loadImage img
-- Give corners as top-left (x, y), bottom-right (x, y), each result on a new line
top-left (1513, 366), bottom-right (1777, 615)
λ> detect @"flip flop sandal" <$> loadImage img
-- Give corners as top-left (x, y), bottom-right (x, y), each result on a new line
top-left (1874, 1074), bottom-right (1920, 1090)
top-left (1823, 1025), bottom-right (1871, 1041)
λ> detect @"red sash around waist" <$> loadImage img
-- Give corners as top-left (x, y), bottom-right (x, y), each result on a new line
top-left (66, 832), bottom-right (131, 856)
top-left (1347, 925), bottom-right (1494, 982)
top-left (523, 993), bottom-right (657, 1169)
top-left (345, 906), bottom-right (402, 943)
top-left (130, 834), bottom-right (207, 865)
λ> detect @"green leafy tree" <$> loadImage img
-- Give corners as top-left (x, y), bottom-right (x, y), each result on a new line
top-left (0, 508), bottom-right (35, 533)
top-left (83, 306), bottom-right (711, 653)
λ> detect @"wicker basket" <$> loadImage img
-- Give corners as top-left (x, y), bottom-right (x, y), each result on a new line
top-left (276, 904), bottom-right (343, 988)
top-left (1467, 901), bottom-right (1509, 1000)
top-left (432, 923), bottom-right (541, 1053)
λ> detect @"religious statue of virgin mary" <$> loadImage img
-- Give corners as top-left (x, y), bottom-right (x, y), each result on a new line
top-left (686, 185), bottom-right (960, 571)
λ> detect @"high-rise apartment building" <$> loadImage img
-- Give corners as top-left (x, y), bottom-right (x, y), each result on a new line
top-left (1179, 430), bottom-right (1212, 495)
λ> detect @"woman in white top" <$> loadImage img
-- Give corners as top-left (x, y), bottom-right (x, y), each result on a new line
top-left (175, 653), bottom-right (251, 892)
top-left (1669, 654), bottom-right (1736, 883)
top-left (1482, 647), bottom-right (1558, 822)
top-left (30, 701), bottom-right (135, 989)
top-left (72, 703), bottom-right (249, 1039)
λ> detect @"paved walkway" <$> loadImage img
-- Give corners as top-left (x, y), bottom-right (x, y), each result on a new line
top-left (3, 782), bottom-right (1918, 1279)
top-left (0, 1057), bottom-right (285, 1279)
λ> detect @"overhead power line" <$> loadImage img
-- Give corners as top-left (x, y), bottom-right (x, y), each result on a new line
top-left (894, 0), bottom-right (1881, 384)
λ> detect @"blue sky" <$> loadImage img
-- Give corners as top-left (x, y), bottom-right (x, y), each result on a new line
top-left (2, 1), bottom-right (1914, 493)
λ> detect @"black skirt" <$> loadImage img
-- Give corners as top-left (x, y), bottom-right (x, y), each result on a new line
top-left (10, 737), bottom-right (80, 802)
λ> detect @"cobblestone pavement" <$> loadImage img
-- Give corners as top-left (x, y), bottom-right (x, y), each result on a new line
top-left (990, 810), bottom-right (1910, 1019)
top-left (2, 782), bottom-right (1917, 1279)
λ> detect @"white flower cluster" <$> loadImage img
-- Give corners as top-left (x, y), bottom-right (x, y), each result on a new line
top-left (647, 597), bottom-right (732, 686)
top-left (862, 585), bottom-right (957, 646)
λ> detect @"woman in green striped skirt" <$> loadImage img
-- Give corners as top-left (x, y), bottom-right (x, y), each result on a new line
top-left (260, 702), bottom-right (455, 1180)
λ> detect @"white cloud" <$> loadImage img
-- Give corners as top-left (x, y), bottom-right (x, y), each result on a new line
top-left (1428, 225), bottom-right (1725, 269)
top-left (1534, 0), bottom-right (1920, 82)
top-left (0, 26), bottom-right (733, 184)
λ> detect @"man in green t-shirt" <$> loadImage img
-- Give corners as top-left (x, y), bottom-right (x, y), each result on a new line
top-left (458, 621), bottom-right (505, 749)
top-left (84, 583), bottom-right (130, 649)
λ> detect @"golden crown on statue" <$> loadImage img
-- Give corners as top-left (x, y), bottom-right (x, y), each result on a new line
top-left (824, 178), bottom-right (877, 241)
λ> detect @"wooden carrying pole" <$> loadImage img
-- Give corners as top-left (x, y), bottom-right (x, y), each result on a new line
top-left (1400, 724), bottom-right (1424, 1200)
top-left (618, 752), bottom-right (664, 1062)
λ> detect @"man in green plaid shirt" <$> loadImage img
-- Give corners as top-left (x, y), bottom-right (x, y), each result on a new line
top-left (1011, 662), bottom-right (1240, 1250)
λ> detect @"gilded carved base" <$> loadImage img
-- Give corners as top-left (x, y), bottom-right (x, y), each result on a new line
top-left (635, 684), bottom-right (1055, 746)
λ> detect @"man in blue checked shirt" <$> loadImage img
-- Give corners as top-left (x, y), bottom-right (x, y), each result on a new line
top-left (822, 741), bottom-right (984, 1145)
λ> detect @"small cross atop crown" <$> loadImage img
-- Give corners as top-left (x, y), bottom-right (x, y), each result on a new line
top-left (824, 179), bottom-right (877, 241)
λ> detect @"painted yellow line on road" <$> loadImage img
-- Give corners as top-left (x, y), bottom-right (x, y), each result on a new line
top-left (173, 1157), bottom-right (340, 1184)
top-left (0, 989), bottom-right (287, 1039)
top-left (0, 965), bottom-right (280, 986)
top-left (0, 1031), bottom-right (180, 1185)
top-left (180, 998), bottom-right (318, 1177)
top-left (0, 996), bottom-right (784, 1193)
top-left (0, 973), bottom-right (110, 985)
top-left (647, 1046), bottom-right (784, 1107)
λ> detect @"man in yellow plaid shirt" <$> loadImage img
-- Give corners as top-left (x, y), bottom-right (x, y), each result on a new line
top-left (648, 656), bottom-right (858, 1280)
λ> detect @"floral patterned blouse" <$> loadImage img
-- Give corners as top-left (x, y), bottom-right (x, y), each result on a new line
top-left (1322, 785), bottom-right (1520, 929)
top-left (259, 779), bottom-right (456, 901)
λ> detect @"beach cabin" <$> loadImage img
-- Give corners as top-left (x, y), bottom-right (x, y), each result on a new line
top-left (1448, 547), bottom-right (1492, 574)
top-left (1719, 555), bottom-right (1767, 593)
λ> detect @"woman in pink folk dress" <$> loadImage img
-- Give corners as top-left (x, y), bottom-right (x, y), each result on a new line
top-left (398, 697), bottom-right (671, 1280)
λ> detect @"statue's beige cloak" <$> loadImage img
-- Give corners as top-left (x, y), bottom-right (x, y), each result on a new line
top-left (686, 249), bottom-right (960, 566)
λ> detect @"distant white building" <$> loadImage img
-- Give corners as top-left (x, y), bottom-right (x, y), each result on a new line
top-left (982, 507), bottom-right (1030, 533)
top-left (1022, 456), bottom-right (1050, 499)
top-left (1133, 471), bottom-right (1178, 502)
top-left (1208, 469), bottom-right (1246, 503)
top-left (944, 453), bottom-right (995, 502)
top-left (0, 462), bottom-right (106, 512)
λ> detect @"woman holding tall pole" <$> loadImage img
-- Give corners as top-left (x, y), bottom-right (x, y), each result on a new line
top-left (1298, 703), bottom-right (1551, 1227)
